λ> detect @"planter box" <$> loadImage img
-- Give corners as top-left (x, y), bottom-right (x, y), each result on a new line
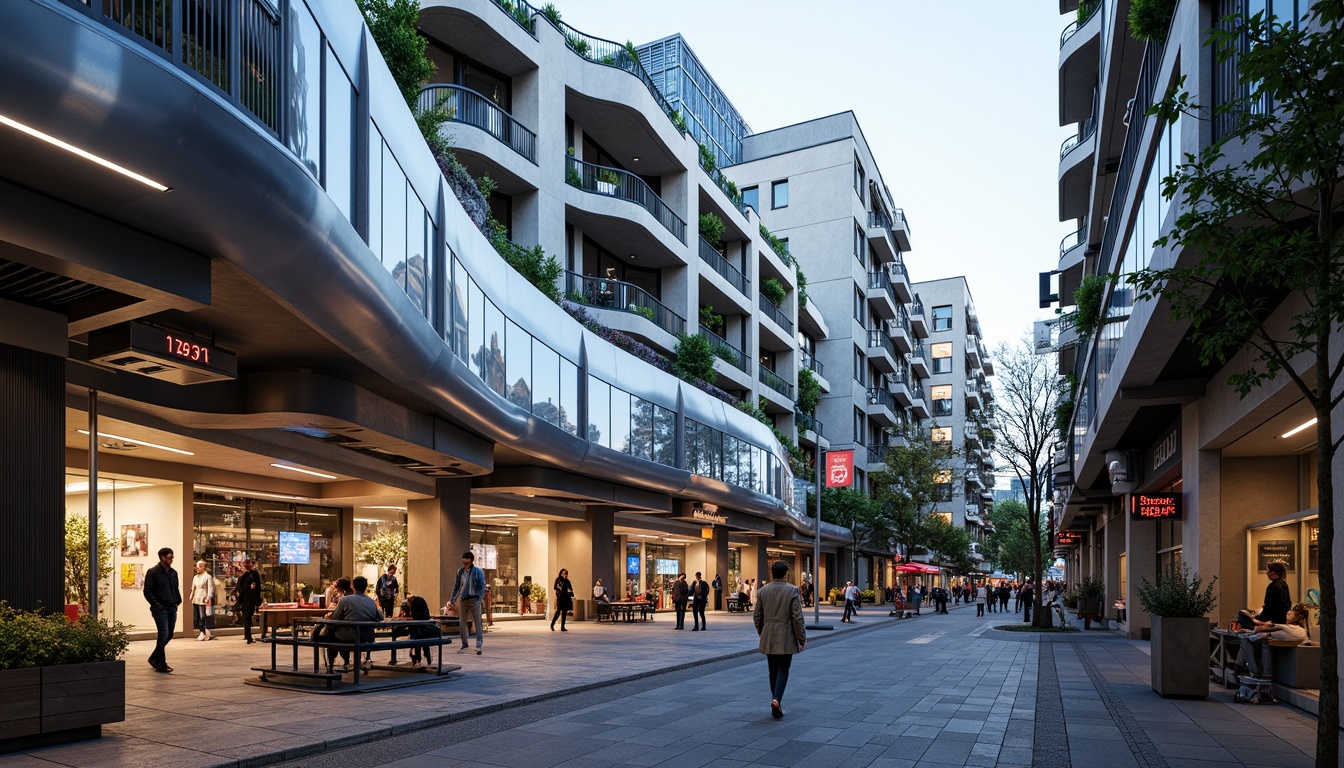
top-left (0, 660), bottom-right (124, 753)
top-left (1077, 598), bottom-right (1103, 616)
top-left (1150, 616), bottom-right (1209, 698)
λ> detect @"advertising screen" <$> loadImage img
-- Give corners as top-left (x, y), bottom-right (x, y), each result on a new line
top-left (627, 556), bottom-right (640, 575)
top-left (278, 531), bottom-right (311, 564)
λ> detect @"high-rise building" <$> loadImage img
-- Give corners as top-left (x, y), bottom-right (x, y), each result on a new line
top-left (636, 34), bottom-right (751, 169)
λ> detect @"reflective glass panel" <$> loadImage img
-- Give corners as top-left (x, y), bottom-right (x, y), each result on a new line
top-left (505, 321), bottom-right (531, 410)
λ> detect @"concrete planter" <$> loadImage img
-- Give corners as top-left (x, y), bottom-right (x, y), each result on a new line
top-left (1150, 616), bottom-right (1209, 698)
top-left (0, 660), bottom-right (125, 753)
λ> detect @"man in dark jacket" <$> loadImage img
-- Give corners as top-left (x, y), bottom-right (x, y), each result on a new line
top-left (1254, 561), bottom-right (1292, 624)
top-left (672, 573), bottom-right (690, 629)
top-left (143, 547), bottom-right (182, 673)
top-left (375, 565), bottom-right (400, 619)
top-left (690, 572), bottom-right (710, 631)
top-left (234, 559), bottom-right (262, 643)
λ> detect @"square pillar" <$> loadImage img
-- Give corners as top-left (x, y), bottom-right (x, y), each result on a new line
top-left (704, 527), bottom-right (729, 609)
top-left (1124, 495), bottom-right (1158, 639)
top-left (556, 506), bottom-right (613, 621)
top-left (407, 477), bottom-right (471, 612)
top-left (741, 538), bottom-right (769, 592)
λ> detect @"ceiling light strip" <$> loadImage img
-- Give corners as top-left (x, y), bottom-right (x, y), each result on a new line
top-left (270, 463), bottom-right (338, 480)
top-left (0, 113), bottom-right (169, 191)
top-left (77, 429), bottom-right (194, 456)
top-left (1279, 418), bottom-right (1317, 439)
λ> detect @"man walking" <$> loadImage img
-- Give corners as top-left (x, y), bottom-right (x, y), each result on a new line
top-left (1022, 581), bottom-right (1034, 624)
top-left (672, 573), bottom-right (690, 629)
top-left (375, 564), bottom-right (400, 619)
top-left (840, 581), bottom-right (857, 623)
top-left (999, 583), bottom-right (1011, 612)
top-left (143, 547), bottom-right (182, 673)
top-left (448, 551), bottom-right (486, 654)
top-left (235, 558), bottom-right (262, 643)
top-left (691, 572), bottom-right (709, 630)
top-left (711, 574), bottom-right (723, 612)
top-left (976, 583), bottom-right (987, 617)
top-left (753, 561), bottom-right (806, 719)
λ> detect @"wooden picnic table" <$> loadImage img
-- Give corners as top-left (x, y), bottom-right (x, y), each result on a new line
top-left (257, 605), bottom-right (329, 640)
top-left (604, 601), bottom-right (655, 622)
top-left (256, 618), bottom-right (448, 689)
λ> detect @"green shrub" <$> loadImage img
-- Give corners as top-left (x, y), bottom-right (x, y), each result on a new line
top-left (1128, 0), bottom-right (1176, 40)
top-left (759, 225), bottom-right (793, 266)
top-left (566, 167), bottom-right (582, 186)
top-left (797, 367), bottom-right (821, 414)
top-left (1072, 274), bottom-right (1106, 339)
top-left (699, 305), bottom-right (723, 335)
top-left (761, 277), bottom-right (787, 307)
top-left (0, 604), bottom-right (130, 670)
top-left (795, 265), bottom-right (809, 307)
top-left (1137, 562), bottom-right (1217, 617)
top-left (698, 142), bottom-right (717, 173)
top-left (540, 2), bottom-right (561, 24)
top-left (634, 305), bottom-right (656, 322)
top-left (673, 333), bottom-right (718, 383)
top-left (670, 110), bottom-right (688, 133)
top-left (487, 219), bottom-right (562, 302)
top-left (699, 212), bottom-right (725, 244)
top-left (1077, 575), bottom-right (1105, 601)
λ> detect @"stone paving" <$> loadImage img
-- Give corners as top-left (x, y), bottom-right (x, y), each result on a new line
top-left (1, 602), bottom-right (1332, 767)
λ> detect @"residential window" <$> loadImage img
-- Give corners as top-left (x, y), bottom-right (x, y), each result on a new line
top-left (854, 156), bottom-right (865, 201)
top-left (931, 384), bottom-right (953, 416)
top-left (854, 408), bottom-right (865, 444)
top-left (742, 186), bottom-right (759, 212)
top-left (771, 180), bottom-right (789, 209)
top-left (931, 342), bottom-right (953, 375)
top-left (934, 469), bottom-right (953, 501)
top-left (932, 305), bottom-right (953, 331)
top-left (854, 287), bottom-right (865, 323)
top-left (931, 426), bottom-right (952, 443)
top-left (854, 221), bottom-right (864, 261)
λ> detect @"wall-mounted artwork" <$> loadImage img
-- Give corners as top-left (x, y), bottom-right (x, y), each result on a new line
top-left (120, 563), bottom-right (144, 589)
top-left (120, 524), bottom-right (149, 557)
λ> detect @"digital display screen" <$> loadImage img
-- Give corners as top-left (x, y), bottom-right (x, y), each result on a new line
top-left (656, 558), bottom-right (679, 576)
top-left (278, 531), bottom-right (311, 564)
top-left (627, 556), bottom-right (640, 575)
top-left (1130, 493), bottom-right (1182, 520)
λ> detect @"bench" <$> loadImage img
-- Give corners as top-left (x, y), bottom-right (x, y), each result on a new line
top-left (1270, 641), bottom-right (1320, 688)
top-left (254, 619), bottom-right (451, 689)
top-left (726, 596), bottom-right (746, 612)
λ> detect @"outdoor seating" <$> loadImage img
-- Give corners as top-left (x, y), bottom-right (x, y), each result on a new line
top-left (254, 618), bottom-right (451, 689)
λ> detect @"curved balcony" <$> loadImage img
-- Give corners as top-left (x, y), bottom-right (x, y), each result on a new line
top-left (417, 84), bottom-right (537, 164)
top-left (699, 325), bottom-right (747, 373)
top-left (566, 156), bottom-right (686, 243)
top-left (565, 271), bottom-right (684, 337)
top-left (1058, 116), bottom-right (1096, 221)
top-left (1059, 0), bottom-right (1102, 125)
top-left (698, 236), bottom-right (749, 298)
top-left (545, 16), bottom-right (684, 135)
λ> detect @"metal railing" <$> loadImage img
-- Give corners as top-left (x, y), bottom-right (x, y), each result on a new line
top-left (697, 237), bottom-right (749, 296)
top-left (545, 17), bottom-right (686, 135)
top-left (90, 0), bottom-right (282, 134)
top-left (699, 325), bottom-right (747, 372)
top-left (487, 0), bottom-right (539, 35)
top-left (566, 156), bottom-right (686, 242)
top-left (868, 328), bottom-right (896, 360)
top-left (910, 339), bottom-right (927, 366)
top-left (865, 443), bottom-right (889, 465)
top-left (910, 377), bottom-right (926, 403)
top-left (890, 258), bottom-right (909, 285)
top-left (889, 363), bottom-right (910, 386)
top-left (867, 270), bottom-right (896, 307)
top-left (867, 209), bottom-right (892, 236)
top-left (417, 84), bottom-right (537, 163)
top-left (565, 271), bottom-right (685, 335)
top-left (800, 350), bottom-right (824, 379)
top-left (1060, 219), bottom-right (1087, 257)
top-left (1101, 34), bottom-right (1169, 275)
top-left (1060, 0), bottom-right (1101, 48)
top-left (796, 412), bottom-right (824, 438)
top-left (759, 294), bottom-right (793, 335)
top-left (893, 306), bottom-right (911, 335)
top-left (866, 387), bottom-right (896, 412)
top-left (1059, 114), bottom-right (1097, 160)
top-left (759, 366), bottom-right (794, 399)
top-left (910, 294), bottom-right (924, 319)
top-left (892, 208), bottom-right (910, 235)
top-left (703, 163), bottom-right (747, 214)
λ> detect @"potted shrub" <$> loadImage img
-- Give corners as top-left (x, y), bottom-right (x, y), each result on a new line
top-left (530, 582), bottom-right (548, 615)
top-left (1076, 575), bottom-right (1104, 628)
top-left (596, 168), bottom-right (620, 195)
top-left (1137, 562), bottom-right (1216, 698)
top-left (827, 587), bottom-right (842, 606)
top-left (0, 603), bottom-right (129, 751)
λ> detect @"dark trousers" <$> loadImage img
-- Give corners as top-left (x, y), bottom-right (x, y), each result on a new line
top-left (239, 604), bottom-right (257, 641)
top-left (713, 590), bottom-right (722, 611)
top-left (842, 599), bottom-right (855, 621)
top-left (149, 608), bottom-right (176, 668)
top-left (692, 602), bottom-right (706, 629)
top-left (674, 601), bottom-right (687, 628)
top-left (767, 654), bottom-right (794, 703)
top-left (976, 602), bottom-right (985, 617)
top-left (550, 604), bottom-right (567, 629)
top-left (1024, 604), bottom-right (1032, 623)
top-left (192, 603), bottom-right (209, 632)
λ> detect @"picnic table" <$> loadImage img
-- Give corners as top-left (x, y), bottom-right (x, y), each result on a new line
top-left (254, 618), bottom-right (451, 689)
top-left (257, 605), bottom-right (329, 640)
top-left (601, 601), bottom-right (655, 622)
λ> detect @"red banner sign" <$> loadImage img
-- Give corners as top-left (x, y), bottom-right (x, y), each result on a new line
top-left (1131, 493), bottom-right (1182, 520)
top-left (825, 450), bottom-right (854, 488)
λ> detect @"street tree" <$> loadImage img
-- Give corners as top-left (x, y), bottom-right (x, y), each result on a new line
top-left (987, 500), bottom-right (1050, 578)
top-left (870, 423), bottom-right (958, 569)
top-left (923, 514), bottom-right (975, 576)
top-left (989, 335), bottom-right (1064, 628)
top-left (1130, 4), bottom-right (1344, 755)
top-left (820, 487), bottom-right (888, 583)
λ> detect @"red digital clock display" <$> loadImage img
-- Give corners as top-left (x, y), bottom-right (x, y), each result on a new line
top-left (166, 334), bottom-right (211, 365)
top-left (1131, 493), bottom-right (1182, 520)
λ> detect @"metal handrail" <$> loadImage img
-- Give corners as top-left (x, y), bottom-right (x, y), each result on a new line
top-left (867, 209), bottom-right (892, 235)
top-left (800, 350), bottom-right (824, 378)
top-left (566, 156), bottom-right (686, 242)
top-left (866, 270), bottom-right (896, 309)
top-left (697, 237), bottom-right (749, 296)
top-left (866, 387), bottom-right (896, 412)
top-left (703, 163), bottom-right (746, 213)
top-left (417, 84), bottom-right (537, 164)
top-left (487, 0), bottom-right (539, 35)
top-left (1060, 222), bottom-right (1086, 257)
top-left (1060, 0), bottom-right (1101, 48)
top-left (1059, 114), bottom-right (1097, 160)
top-left (890, 363), bottom-right (910, 386)
top-left (759, 366), bottom-right (794, 399)
top-left (544, 17), bottom-right (686, 135)
top-left (91, 0), bottom-right (283, 134)
top-left (893, 305), bottom-right (911, 334)
top-left (759, 295), bottom-right (793, 335)
top-left (910, 377), bottom-right (925, 402)
top-left (892, 208), bottom-right (911, 235)
top-left (699, 324), bottom-right (747, 372)
top-left (868, 328), bottom-right (896, 360)
top-left (565, 271), bottom-right (685, 335)
top-left (796, 412), bottom-right (824, 438)
top-left (889, 258), bottom-right (909, 285)
top-left (910, 294), bottom-right (925, 317)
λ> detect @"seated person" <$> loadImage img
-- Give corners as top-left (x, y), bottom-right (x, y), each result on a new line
top-left (393, 594), bottom-right (436, 666)
top-left (324, 575), bottom-right (384, 672)
top-left (1236, 602), bottom-right (1309, 679)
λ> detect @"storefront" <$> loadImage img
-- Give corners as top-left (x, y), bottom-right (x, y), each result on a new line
top-left (1246, 513), bottom-right (1320, 636)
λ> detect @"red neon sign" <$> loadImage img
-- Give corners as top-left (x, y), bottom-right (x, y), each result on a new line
top-left (825, 451), bottom-right (854, 488)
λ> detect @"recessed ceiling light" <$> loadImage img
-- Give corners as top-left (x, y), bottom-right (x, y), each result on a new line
top-left (196, 484), bottom-right (308, 501)
top-left (1278, 418), bottom-right (1317, 439)
top-left (64, 480), bottom-right (152, 494)
top-left (632, 156), bottom-right (640, 162)
top-left (475, 513), bottom-right (518, 519)
top-left (0, 113), bottom-right (169, 191)
top-left (270, 463), bottom-right (337, 479)
top-left (361, 505), bottom-right (407, 510)
top-left (77, 429), bottom-right (194, 456)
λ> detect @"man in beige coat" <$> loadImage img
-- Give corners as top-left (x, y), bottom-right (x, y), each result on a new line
top-left (753, 560), bottom-right (806, 719)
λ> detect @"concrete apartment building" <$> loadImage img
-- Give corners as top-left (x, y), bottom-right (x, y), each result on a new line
top-left (1047, 0), bottom-right (1331, 677)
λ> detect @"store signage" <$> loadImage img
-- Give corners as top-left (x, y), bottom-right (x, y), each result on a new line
top-left (1257, 540), bottom-right (1296, 572)
top-left (470, 543), bottom-right (498, 570)
top-left (825, 450), bottom-right (854, 488)
top-left (88, 321), bottom-right (238, 385)
top-left (1145, 421), bottom-right (1181, 480)
top-left (626, 556), bottom-right (640, 575)
top-left (1130, 493), bottom-right (1182, 520)
top-left (1056, 531), bottom-right (1082, 546)
top-left (1309, 523), bottom-right (1319, 573)
top-left (691, 505), bottom-right (727, 525)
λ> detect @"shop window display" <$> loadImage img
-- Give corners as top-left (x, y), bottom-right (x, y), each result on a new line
top-left (470, 523), bottom-right (520, 615)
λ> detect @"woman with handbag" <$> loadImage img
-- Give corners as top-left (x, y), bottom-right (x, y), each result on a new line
top-left (551, 568), bottom-right (574, 632)
top-left (188, 560), bottom-right (214, 641)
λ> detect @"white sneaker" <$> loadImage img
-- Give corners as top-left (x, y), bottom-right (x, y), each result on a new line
top-left (205, 630), bottom-right (213, 640)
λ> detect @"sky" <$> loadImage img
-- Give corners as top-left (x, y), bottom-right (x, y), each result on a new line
top-left (550, 0), bottom-right (1075, 353)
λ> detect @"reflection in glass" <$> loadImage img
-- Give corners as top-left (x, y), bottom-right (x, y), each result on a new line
top-left (532, 343), bottom-right (560, 426)
top-left (287, 3), bottom-right (322, 177)
top-left (467, 277), bottom-right (484, 379)
top-left (382, 152), bottom-right (406, 277)
top-left (367, 124), bottom-right (383, 258)
top-left (506, 321), bottom-right (531, 410)
top-left (654, 405), bottom-right (677, 467)
top-left (324, 45), bottom-right (355, 220)
top-left (588, 378), bottom-right (610, 446)
top-left (610, 388), bottom-right (631, 457)
top-left (482, 300), bottom-right (507, 397)
top-left (560, 359), bottom-right (579, 436)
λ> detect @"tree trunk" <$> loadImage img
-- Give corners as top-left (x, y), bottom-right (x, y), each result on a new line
top-left (1314, 347), bottom-right (1337, 766)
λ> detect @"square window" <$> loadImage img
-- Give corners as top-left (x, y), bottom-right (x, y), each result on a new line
top-left (932, 305), bottom-right (953, 331)
top-left (742, 186), bottom-right (759, 212)
top-left (771, 180), bottom-right (789, 209)
top-left (933, 357), bottom-right (953, 375)
top-left (931, 426), bottom-right (952, 443)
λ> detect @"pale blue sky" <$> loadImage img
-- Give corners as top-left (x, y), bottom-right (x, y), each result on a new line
top-left (549, 0), bottom-right (1074, 350)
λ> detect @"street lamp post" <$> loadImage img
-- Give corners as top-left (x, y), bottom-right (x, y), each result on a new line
top-left (808, 441), bottom-right (832, 631)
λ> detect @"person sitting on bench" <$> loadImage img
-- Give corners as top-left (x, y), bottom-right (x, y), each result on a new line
top-left (325, 575), bottom-right (383, 672)
top-left (1236, 602), bottom-right (1308, 679)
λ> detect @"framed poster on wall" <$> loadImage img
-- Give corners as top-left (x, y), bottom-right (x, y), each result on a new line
top-left (120, 524), bottom-right (149, 557)
top-left (120, 563), bottom-right (144, 589)
top-left (1256, 540), bottom-right (1296, 572)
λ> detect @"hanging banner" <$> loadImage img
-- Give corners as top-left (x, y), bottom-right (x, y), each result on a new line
top-left (825, 450), bottom-right (854, 488)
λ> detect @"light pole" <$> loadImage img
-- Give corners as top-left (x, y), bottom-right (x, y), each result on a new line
top-left (808, 441), bottom-right (832, 631)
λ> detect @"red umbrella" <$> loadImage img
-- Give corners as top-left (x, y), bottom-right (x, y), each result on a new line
top-left (895, 564), bottom-right (924, 572)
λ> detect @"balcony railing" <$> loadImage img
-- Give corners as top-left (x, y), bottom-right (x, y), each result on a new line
top-left (800, 350), bottom-right (824, 379)
top-left (893, 306), bottom-right (911, 335)
top-left (87, 0), bottom-right (283, 134)
top-left (759, 295), bottom-right (793, 335)
top-left (699, 325), bottom-right (747, 372)
top-left (566, 157), bottom-right (686, 242)
top-left (547, 17), bottom-right (686, 136)
top-left (890, 258), bottom-right (909, 285)
top-left (698, 237), bottom-right (749, 296)
top-left (759, 366), bottom-right (794, 399)
top-left (1060, 221), bottom-right (1086, 257)
top-left (910, 377), bottom-right (925, 403)
top-left (910, 293), bottom-right (925, 318)
top-left (565, 271), bottom-right (685, 335)
top-left (866, 387), bottom-right (896, 412)
top-left (703, 163), bottom-right (747, 215)
top-left (417, 84), bottom-right (537, 163)
top-left (1060, 0), bottom-right (1101, 48)
top-left (1101, 34), bottom-right (1168, 274)
top-left (892, 208), bottom-right (910, 235)
top-left (867, 209), bottom-right (892, 236)
top-left (1059, 114), bottom-right (1097, 160)
top-left (796, 411), bottom-right (824, 438)
top-left (868, 328), bottom-right (895, 360)
top-left (486, 0), bottom-right (539, 35)
top-left (867, 269), bottom-right (896, 307)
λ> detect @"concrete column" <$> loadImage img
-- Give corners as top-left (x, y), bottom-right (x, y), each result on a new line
top-left (556, 506), bottom-right (613, 621)
top-left (407, 477), bottom-right (471, 613)
top-left (704, 528), bottom-right (729, 609)
top-left (741, 538), bottom-right (769, 594)
top-left (1124, 495), bottom-right (1159, 639)
top-left (1104, 505), bottom-right (1124, 630)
